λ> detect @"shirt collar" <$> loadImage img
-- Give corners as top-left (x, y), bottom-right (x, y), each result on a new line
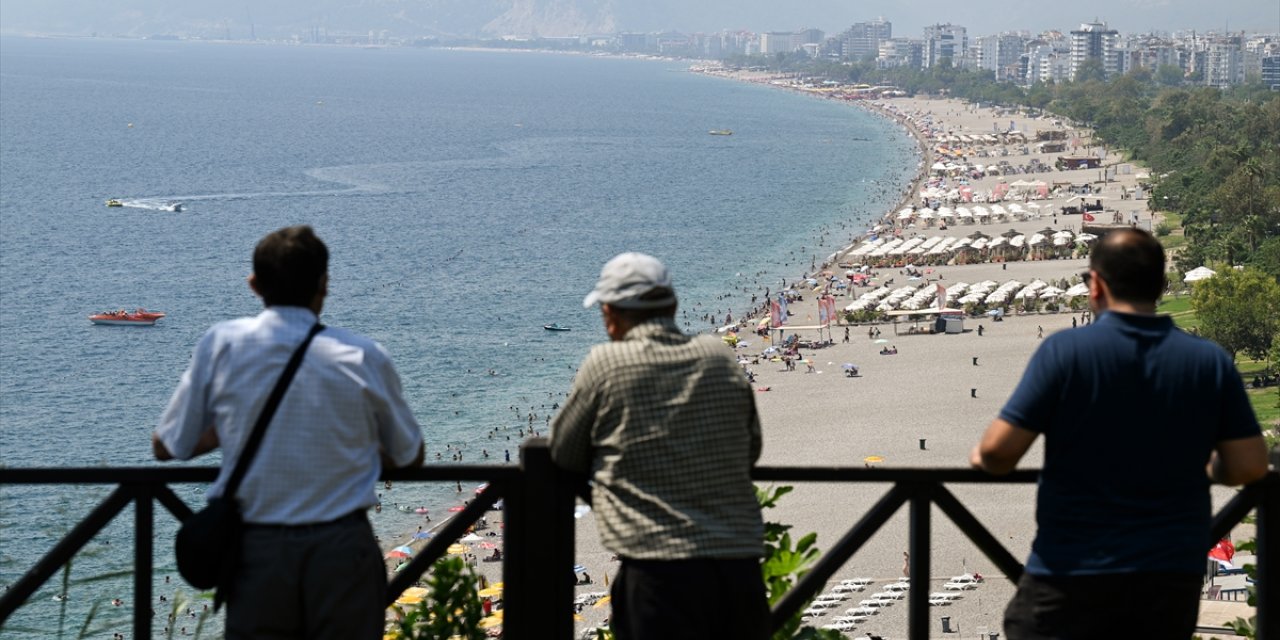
top-left (1098, 309), bottom-right (1173, 335)
top-left (261, 306), bottom-right (319, 326)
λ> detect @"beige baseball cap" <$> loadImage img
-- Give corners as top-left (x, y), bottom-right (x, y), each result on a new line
top-left (582, 252), bottom-right (677, 309)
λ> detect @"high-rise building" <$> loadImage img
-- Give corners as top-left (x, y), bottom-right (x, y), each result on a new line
top-left (923, 23), bottom-right (967, 68)
top-left (1203, 37), bottom-right (1245, 88)
top-left (977, 33), bottom-right (1027, 80)
top-left (878, 38), bottom-right (923, 69)
top-left (839, 18), bottom-right (892, 61)
top-left (1069, 22), bottom-right (1121, 80)
top-left (1262, 55), bottom-right (1280, 89)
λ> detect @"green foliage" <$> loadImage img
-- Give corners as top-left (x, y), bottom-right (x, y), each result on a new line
top-left (1189, 266), bottom-right (1280, 360)
top-left (391, 557), bottom-right (485, 640)
top-left (756, 485), bottom-right (844, 640)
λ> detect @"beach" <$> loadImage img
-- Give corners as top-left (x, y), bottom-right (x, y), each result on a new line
top-left (362, 86), bottom-right (1254, 637)
top-left (552, 92), bottom-right (1254, 637)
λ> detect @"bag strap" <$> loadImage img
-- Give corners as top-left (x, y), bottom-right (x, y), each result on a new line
top-left (223, 322), bottom-right (325, 499)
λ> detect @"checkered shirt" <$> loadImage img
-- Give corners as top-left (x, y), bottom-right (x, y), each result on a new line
top-left (550, 317), bottom-right (764, 560)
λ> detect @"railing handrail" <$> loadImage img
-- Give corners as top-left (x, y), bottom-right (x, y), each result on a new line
top-left (1, 454), bottom-right (1273, 640)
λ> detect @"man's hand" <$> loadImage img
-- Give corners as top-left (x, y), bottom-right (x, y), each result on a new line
top-left (971, 418), bottom-right (1038, 475)
top-left (152, 427), bottom-right (219, 461)
top-left (382, 442), bottom-right (425, 469)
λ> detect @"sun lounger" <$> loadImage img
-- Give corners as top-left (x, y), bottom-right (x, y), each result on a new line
top-left (847, 606), bottom-right (879, 616)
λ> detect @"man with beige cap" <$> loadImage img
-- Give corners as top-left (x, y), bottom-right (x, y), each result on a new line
top-left (551, 252), bottom-right (768, 640)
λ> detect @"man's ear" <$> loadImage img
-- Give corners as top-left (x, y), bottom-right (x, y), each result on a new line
top-left (248, 274), bottom-right (262, 298)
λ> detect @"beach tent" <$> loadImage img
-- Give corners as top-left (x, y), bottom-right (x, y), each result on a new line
top-left (1183, 266), bottom-right (1216, 283)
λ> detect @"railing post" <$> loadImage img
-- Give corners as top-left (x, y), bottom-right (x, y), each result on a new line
top-left (133, 485), bottom-right (153, 640)
top-left (908, 482), bottom-right (932, 640)
top-left (503, 438), bottom-right (575, 640)
top-left (1258, 473), bottom-right (1278, 640)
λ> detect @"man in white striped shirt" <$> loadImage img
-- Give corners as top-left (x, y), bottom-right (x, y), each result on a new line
top-left (154, 225), bottom-right (423, 639)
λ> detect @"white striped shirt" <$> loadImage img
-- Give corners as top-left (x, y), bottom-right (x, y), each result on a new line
top-left (157, 306), bottom-right (422, 524)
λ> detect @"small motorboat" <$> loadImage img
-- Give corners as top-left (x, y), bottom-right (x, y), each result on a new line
top-left (543, 323), bottom-right (571, 331)
top-left (90, 310), bottom-right (158, 326)
top-left (105, 199), bottom-right (124, 207)
top-left (708, 129), bottom-right (733, 136)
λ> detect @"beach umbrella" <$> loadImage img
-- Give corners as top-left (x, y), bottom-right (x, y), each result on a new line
top-left (478, 616), bottom-right (504, 629)
top-left (447, 543), bottom-right (469, 555)
top-left (863, 456), bottom-right (884, 464)
top-left (593, 595), bottom-right (613, 608)
top-left (478, 586), bottom-right (504, 597)
top-left (395, 586), bottom-right (429, 606)
top-left (461, 533), bottom-right (484, 543)
top-left (842, 363), bottom-right (859, 370)
top-left (573, 564), bottom-right (586, 574)
top-left (874, 339), bottom-right (889, 344)
top-left (393, 545), bottom-right (414, 556)
top-left (385, 549), bottom-right (410, 559)
top-left (1183, 266), bottom-right (1216, 283)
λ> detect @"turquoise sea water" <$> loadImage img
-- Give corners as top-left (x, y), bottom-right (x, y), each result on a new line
top-left (0, 37), bottom-right (917, 634)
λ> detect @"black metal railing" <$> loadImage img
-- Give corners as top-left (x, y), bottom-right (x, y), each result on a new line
top-left (1, 441), bottom-right (1275, 640)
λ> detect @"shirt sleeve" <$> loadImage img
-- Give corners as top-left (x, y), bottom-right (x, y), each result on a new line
top-left (1217, 354), bottom-right (1262, 442)
top-left (549, 351), bottom-right (602, 474)
top-left (370, 343), bottom-right (424, 467)
top-left (155, 330), bottom-right (216, 460)
top-left (998, 339), bottom-right (1062, 434)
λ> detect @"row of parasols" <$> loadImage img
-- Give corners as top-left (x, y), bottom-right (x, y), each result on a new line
top-left (895, 202), bottom-right (1055, 223)
top-left (849, 229), bottom-right (1097, 260)
top-left (844, 279), bottom-right (1089, 313)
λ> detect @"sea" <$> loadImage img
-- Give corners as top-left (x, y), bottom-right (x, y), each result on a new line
top-left (0, 36), bottom-right (918, 635)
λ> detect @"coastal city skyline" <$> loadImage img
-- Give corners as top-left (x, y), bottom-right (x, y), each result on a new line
top-left (1, 0), bottom-right (1277, 41)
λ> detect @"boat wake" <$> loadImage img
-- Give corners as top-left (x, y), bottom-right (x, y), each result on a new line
top-left (116, 198), bottom-right (185, 212)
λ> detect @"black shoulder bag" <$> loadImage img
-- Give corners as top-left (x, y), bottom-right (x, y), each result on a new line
top-left (175, 323), bottom-right (324, 609)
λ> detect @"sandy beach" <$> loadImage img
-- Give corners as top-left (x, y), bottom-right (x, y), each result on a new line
top-left (375, 91), bottom-right (1251, 638)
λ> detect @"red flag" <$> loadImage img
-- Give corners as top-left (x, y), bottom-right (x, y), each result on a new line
top-left (1082, 212), bottom-right (1095, 222)
top-left (1209, 538), bottom-right (1235, 563)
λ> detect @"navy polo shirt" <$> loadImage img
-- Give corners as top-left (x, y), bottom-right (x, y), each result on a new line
top-left (999, 311), bottom-right (1260, 576)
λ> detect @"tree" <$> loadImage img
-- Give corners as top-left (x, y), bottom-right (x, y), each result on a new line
top-left (1155, 64), bottom-right (1185, 87)
top-left (1189, 266), bottom-right (1280, 360)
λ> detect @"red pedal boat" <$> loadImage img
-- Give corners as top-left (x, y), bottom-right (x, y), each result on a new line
top-left (89, 309), bottom-right (163, 326)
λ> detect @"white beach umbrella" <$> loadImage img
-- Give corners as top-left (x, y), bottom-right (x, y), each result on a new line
top-left (1184, 266), bottom-right (1216, 282)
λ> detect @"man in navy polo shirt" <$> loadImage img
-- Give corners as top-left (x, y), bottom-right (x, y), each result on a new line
top-left (971, 228), bottom-right (1268, 639)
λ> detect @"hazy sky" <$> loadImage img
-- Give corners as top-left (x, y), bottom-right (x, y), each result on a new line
top-left (1, 0), bottom-right (1276, 38)
top-left (625, 0), bottom-right (1280, 36)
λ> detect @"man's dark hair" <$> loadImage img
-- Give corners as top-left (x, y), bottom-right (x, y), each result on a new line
top-left (253, 225), bottom-right (328, 307)
top-left (1089, 228), bottom-right (1165, 304)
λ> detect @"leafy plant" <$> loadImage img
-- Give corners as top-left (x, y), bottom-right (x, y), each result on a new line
top-left (757, 485), bottom-right (843, 640)
top-left (390, 556), bottom-right (485, 640)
